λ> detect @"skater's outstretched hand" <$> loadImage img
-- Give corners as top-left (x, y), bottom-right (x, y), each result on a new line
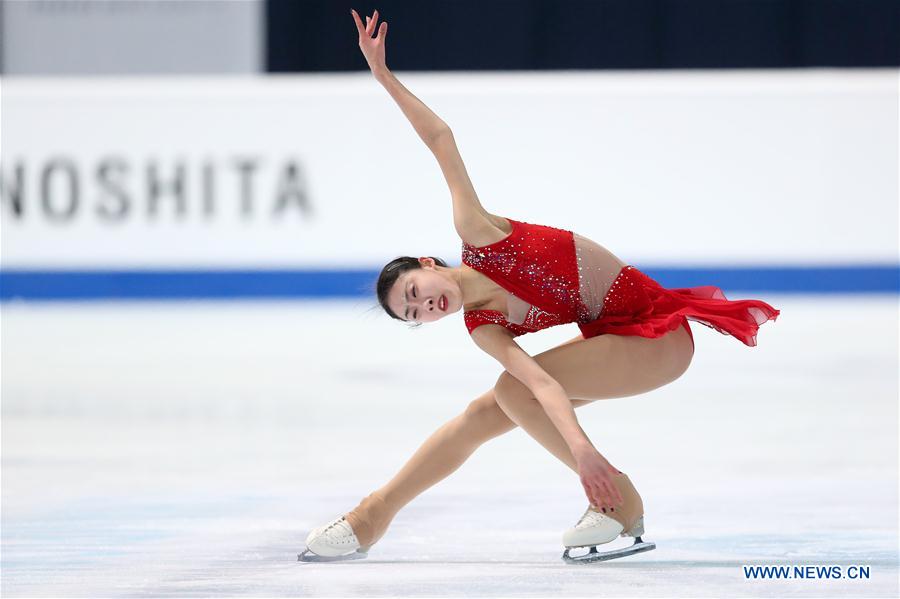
top-left (575, 449), bottom-right (625, 512)
top-left (351, 8), bottom-right (388, 73)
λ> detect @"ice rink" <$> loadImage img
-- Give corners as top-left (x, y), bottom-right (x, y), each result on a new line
top-left (2, 295), bottom-right (897, 597)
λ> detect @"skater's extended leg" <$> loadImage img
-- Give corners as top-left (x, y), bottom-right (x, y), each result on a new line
top-left (345, 334), bottom-right (593, 548)
top-left (345, 386), bottom-right (595, 547)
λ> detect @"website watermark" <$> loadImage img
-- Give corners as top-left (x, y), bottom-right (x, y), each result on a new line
top-left (743, 564), bottom-right (871, 580)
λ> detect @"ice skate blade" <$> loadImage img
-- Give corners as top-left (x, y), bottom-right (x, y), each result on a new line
top-left (562, 537), bottom-right (656, 564)
top-left (297, 548), bottom-right (368, 563)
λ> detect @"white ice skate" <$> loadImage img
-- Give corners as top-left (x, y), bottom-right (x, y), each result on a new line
top-left (561, 507), bottom-right (656, 564)
top-left (298, 515), bottom-right (370, 562)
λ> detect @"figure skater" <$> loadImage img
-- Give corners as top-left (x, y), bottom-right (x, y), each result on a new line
top-left (299, 9), bottom-right (780, 564)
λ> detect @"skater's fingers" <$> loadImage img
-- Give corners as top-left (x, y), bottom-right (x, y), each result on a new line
top-left (608, 481), bottom-right (625, 507)
top-left (594, 480), bottom-right (614, 510)
top-left (600, 483), bottom-right (617, 511)
top-left (366, 10), bottom-right (379, 36)
top-left (351, 9), bottom-right (366, 37)
top-left (610, 484), bottom-right (625, 507)
top-left (583, 481), bottom-right (601, 508)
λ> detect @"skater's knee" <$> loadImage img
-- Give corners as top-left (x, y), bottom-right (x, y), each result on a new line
top-left (464, 391), bottom-right (501, 421)
top-left (493, 371), bottom-right (529, 408)
top-left (463, 390), bottom-right (516, 434)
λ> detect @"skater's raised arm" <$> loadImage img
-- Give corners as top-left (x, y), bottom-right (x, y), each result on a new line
top-left (351, 9), bottom-right (498, 237)
top-left (352, 10), bottom-right (448, 147)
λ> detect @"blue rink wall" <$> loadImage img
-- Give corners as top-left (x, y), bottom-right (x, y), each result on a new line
top-left (0, 264), bottom-right (897, 301)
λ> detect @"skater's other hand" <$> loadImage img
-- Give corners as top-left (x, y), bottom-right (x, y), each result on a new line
top-left (350, 8), bottom-right (388, 73)
top-left (575, 449), bottom-right (624, 512)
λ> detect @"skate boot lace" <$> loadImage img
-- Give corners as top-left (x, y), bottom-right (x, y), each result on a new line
top-left (574, 506), bottom-right (609, 529)
top-left (324, 516), bottom-right (346, 532)
top-left (315, 516), bottom-right (358, 547)
top-left (323, 516), bottom-right (353, 536)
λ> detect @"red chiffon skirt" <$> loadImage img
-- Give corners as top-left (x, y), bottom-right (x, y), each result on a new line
top-left (577, 265), bottom-right (780, 348)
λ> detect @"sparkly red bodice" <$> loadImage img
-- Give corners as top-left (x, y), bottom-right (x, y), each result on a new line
top-left (460, 216), bottom-right (781, 347)
top-left (461, 217), bottom-right (591, 336)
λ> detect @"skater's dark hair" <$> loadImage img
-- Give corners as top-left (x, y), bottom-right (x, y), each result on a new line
top-left (376, 256), bottom-right (448, 328)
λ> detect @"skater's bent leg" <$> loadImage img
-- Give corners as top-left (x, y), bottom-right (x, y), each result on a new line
top-left (491, 328), bottom-right (691, 475)
top-left (491, 330), bottom-right (692, 512)
top-left (492, 374), bottom-right (652, 518)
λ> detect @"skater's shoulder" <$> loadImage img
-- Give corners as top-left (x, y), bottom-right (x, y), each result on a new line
top-left (458, 214), bottom-right (513, 249)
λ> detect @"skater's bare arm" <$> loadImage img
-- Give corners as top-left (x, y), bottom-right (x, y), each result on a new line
top-left (352, 10), bottom-right (448, 147)
top-left (351, 9), bottom-right (498, 236)
top-left (471, 325), bottom-right (597, 457)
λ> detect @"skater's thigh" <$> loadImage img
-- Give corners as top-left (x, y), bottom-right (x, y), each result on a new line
top-left (547, 332), bottom-right (594, 407)
top-left (498, 326), bottom-right (692, 402)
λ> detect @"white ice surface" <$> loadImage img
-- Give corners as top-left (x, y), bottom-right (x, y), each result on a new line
top-left (1, 296), bottom-right (898, 597)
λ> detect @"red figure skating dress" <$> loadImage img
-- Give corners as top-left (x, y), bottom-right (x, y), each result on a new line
top-left (461, 217), bottom-right (780, 347)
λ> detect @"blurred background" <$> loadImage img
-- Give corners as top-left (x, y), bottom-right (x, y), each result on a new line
top-left (1, 1), bottom-right (898, 597)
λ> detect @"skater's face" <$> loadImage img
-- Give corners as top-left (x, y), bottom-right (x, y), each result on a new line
top-left (388, 258), bottom-right (459, 324)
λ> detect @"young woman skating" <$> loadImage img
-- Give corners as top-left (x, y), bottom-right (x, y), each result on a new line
top-left (299, 9), bottom-right (779, 564)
